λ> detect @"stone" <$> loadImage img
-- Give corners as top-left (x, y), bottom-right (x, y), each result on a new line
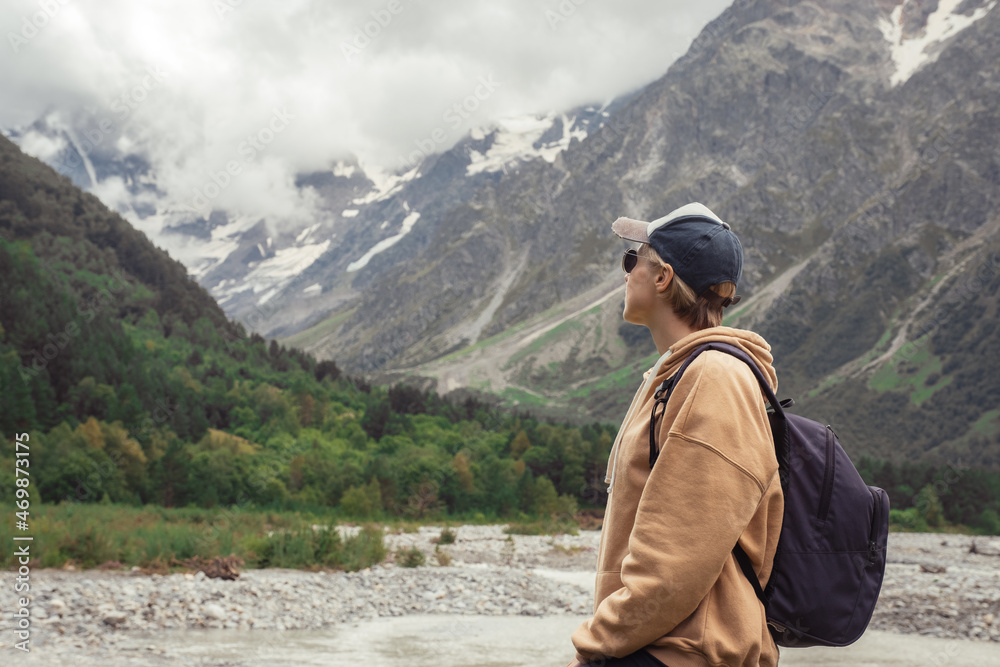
top-left (203, 603), bottom-right (226, 620)
top-left (102, 611), bottom-right (128, 628)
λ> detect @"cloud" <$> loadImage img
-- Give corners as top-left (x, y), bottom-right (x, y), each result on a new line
top-left (1, 0), bottom-right (731, 222)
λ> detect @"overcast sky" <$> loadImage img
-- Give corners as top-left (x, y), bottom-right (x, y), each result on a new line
top-left (2, 0), bottom-right (732, 223)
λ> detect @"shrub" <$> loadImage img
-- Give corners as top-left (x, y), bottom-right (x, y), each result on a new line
top-left (243, 522), bottom-right (386, 571)
top-left (434, 545), bottom-right (452, 566)
top-left (890, 507), bottom-right (929, 532)
top-left (915, 484), bottom-right (945, 528)
top-left (500, 535), bottom-right (516, 566)
top-left (341, 525), bottom-right (388, 571)
top-left (435, 527), bottom-right (457, 545)
top-left (340, 479), bottom-right (382, 518)
top-left (978, 509), bottom-right (1000, 535)
top-left (396, 546), bottom-right (425, 568)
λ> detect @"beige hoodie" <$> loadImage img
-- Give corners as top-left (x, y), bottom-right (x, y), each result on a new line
top-left (572, 327), bottom-right (784, 667)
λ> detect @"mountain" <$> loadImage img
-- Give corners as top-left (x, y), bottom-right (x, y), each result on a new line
top-left (4, 99), bottom-right (632, 339)
top-left (247, 102), bottom-right (633, 341)
top-left (283, 0), bottom-right (1000, 467)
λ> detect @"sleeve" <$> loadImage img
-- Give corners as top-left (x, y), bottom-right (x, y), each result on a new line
top-left (571, 354), bottom-right (773, 661)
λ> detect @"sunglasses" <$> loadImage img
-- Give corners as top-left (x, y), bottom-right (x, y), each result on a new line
top-left (621, 248), bottom-right (650, 274)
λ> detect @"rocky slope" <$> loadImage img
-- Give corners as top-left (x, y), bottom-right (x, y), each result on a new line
top-left (287, 0), bottom-right (1000, 465)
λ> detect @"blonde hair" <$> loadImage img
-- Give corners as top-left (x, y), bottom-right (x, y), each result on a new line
top-left (637, 244), bottom-right (736, 330)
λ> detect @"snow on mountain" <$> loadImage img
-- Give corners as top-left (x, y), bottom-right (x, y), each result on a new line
top-left (879, 0), bottom-right (996, 87)
top-left (154, 211), bottom-right (267, 279)
top-left (347, 209), bottom-right (421, 272)
top-left (465, 110), bottom-right (597, 176)
top-left (231, 239), bottom-right (333, 305)
top-left (350, 162), bottom-right (421, 206)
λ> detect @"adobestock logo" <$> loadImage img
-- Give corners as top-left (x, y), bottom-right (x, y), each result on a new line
top-left (17, 268), bottom-right (132, 383)
top-left (183, 107), bottom-right (294, 216)
top-left (7, 0), bottom-right (72, 54)
top-left (55, 65), bottom-right (169, 174)
top-left (214, 0), bottom-right (244, 21)
top-left (396, 74), bottom-right (502, 169)
top-left (545, 0), bottom-right (590, 31)
top-left (340, 0), bottom-right (406, 63)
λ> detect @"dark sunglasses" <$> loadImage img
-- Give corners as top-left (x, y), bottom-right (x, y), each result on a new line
top-left (622, 248), bottom-right (646, 274)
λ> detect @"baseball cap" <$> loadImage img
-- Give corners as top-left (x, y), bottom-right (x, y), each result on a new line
top-left (612, 202), bottom-right (743, 306)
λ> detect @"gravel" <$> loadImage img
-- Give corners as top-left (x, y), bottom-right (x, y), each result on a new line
top-left (2, 527), bottom-right (998, 663)
top-left (871, 533), bottom-right (1000, 641)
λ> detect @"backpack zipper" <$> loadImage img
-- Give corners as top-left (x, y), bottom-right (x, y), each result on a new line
top-left (817, 425), bottom-right (836, 522)
top-left (867, 487), bottom-right (882, 566)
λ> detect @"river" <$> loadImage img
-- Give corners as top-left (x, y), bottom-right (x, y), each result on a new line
top-left (31, 614), bottom-right (996, 666)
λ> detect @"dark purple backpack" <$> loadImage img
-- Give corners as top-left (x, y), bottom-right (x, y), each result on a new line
top-left (648, 342), bottom-right (890, 647)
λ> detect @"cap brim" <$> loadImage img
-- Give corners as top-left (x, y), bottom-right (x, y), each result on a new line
top-left (611, 217), bottom-right (650, 243)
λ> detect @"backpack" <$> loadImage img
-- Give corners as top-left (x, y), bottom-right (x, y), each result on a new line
top-left (647, 341), bottom-right (890, 648)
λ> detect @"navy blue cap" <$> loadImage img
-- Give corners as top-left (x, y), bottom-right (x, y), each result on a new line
top-left (611, 202), bottom-right (743, 298)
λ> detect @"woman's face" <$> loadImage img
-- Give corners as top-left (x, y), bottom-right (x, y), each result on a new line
top-left (623, 248), bottom-right (661, 327)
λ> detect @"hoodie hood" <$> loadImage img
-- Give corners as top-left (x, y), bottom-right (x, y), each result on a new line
top-left (656, 326), bottom-right (776, 393)
top-left (604, 326), bottom-right (777, 488)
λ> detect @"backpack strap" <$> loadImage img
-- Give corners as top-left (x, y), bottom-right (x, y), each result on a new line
top-left (648, 342), bottom-right (789, 471)
top-left (733, 542), bottom-right (768, 607)
top-left (647, 341), bottom-right (792, 608)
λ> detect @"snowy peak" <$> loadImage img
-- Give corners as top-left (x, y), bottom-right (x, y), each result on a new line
top-left (879, 0), bottom-right (997, 86)
top-left (464, 111), bottom-right (588, 176)
top-left (461, 104), bottom-right (610, 176)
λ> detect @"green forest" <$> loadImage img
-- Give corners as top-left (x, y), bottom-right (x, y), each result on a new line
top-left (0, 234), bottom-right (617, 518)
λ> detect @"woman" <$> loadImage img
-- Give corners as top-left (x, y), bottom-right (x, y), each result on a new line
top-left (567, 203), bottom-right (784, 667)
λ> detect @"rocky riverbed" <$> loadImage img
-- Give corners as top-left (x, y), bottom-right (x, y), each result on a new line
top-left (2, 528), bottom-right (999, 665)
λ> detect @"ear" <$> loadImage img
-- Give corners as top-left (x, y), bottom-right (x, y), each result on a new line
top-left (654, 263), bottom-right (674, 293)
